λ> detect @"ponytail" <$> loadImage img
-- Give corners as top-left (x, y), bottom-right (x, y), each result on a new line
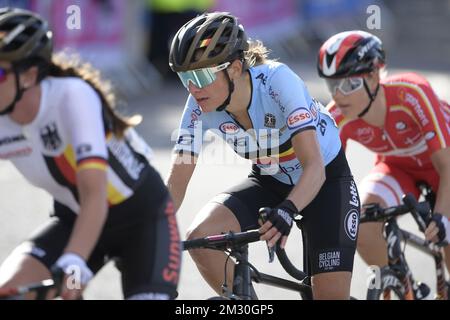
top-left (243, 40), bottom-right (276, 71)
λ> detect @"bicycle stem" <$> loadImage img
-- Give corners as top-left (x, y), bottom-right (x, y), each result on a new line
top-left (232, 244), bottom-right (254, 300)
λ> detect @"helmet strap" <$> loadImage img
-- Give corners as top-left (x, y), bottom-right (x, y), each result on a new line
top-left (0, 68), bottom-right (26, 116)
top-left (216, 69), bottom-right (234, 112)
top-left (357, 79), bottom-right (380, 118)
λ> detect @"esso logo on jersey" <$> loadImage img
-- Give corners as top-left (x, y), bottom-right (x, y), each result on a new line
top-left (287, 108), bottom-right (313, 129)
top-left (219, 122), bottom-right (240, 135)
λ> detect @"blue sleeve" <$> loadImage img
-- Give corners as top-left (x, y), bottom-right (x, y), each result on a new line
top-left (268, 64), bottom-right (317, 138)
top-left (173, 95), bottom-right (205, 157)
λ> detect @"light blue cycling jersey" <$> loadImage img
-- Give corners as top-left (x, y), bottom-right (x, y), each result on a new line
top-left (174, 61), bottom-right (341, 185)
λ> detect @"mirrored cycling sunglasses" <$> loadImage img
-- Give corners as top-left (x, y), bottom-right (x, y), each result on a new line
top-left (0, 67), bottom-right (13, 83)
top-left (325, 77), bottom-right (364, 96)
top-left (177, 62), bottom-right (231, 89)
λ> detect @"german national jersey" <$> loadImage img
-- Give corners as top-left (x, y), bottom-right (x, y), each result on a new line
top-left (174, 61), bottom-right (341, 185)
top-left (0, 77), bottom-right (154, 213)
top-left (328, 72), bottom-right (450, 168)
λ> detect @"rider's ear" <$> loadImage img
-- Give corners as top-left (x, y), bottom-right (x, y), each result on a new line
top-left (20, 66), bottom-right (39, 89)
top-left (366, 69), bottom-right (380, 87)
top-left (370, 69), bottom-right (381, 81)
top-left (229, 59), bottom-right (243, 79)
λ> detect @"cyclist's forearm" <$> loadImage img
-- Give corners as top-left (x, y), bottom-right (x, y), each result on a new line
top-left (165, 153), bottom-right (197, 212)
top-left (167, 176), bottom-right (188, 211)
top-left (431, 148), bottom-right (450, 216)
top-left (287, 162), bottom-right (325, 213)
top-left (434, 167), bottom-right (450, 217)
top-left (64, 171), bottom-right (108, 260)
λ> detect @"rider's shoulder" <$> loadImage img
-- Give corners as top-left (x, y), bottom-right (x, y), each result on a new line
top-left (382, 72), bottom-right (431, 88)
top-left (326, 101), bottom-right (354, 128)
top-left (326, 100), bottom-right (338, 115)
top-left (250, 61), bottom-right (305, 94)
top-left (251, 61), bottom-right (294, 79)
top-left (45, 76), bottom-right (99, 98)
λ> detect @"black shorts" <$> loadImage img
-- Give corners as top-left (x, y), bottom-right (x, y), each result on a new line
top-left (23, 166), bottom-right (181, 299)
top-left (211, 148), bottom-right (360, 275)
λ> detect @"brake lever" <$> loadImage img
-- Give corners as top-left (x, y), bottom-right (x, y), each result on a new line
top-left (259, 208), bottom-right (275, 263)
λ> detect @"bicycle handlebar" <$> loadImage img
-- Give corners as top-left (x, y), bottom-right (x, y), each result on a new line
top-left (0, 265), bottom-right (64, 300)
top-left (183, 207), bottom-right (309, 282)
top-left (360, 193), bottom-right (432, 231)
top-left (258, 207), bottom-right (307, 281)
top-left (182, 230), bottom-right (308, 281)
top-left (275, 246), bottom-right (308, 281)
top-left (0, 279), bottom-right (56, 300)
top-left (182, 230), bottom-right (261, 251)
top-left (402, 193), bottom-right (432, 232)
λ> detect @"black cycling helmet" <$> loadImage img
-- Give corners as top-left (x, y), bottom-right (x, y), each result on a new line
top-left (317, 30), bottom-right (385, 79)
top-left (169, 11), bottom-right (249, 72)
top-left (0, 7), bottom-right (52, 64)
top-left (0, 7), bottom-right (53, 116)
top-left (169, 12), bottom-right (249, 112)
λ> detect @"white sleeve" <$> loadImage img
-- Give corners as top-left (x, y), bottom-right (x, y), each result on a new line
top-left (61, 79), bottom-right (108, 165)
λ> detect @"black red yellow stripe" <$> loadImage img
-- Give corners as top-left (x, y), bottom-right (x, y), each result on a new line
top-left (77, 157), bottom-right (108, 171)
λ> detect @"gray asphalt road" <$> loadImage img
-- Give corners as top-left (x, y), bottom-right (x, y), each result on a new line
top-left (1, 62), bottom-right (449, 299)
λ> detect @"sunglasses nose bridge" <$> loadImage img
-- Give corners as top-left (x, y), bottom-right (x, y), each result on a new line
top-left (325, 78), bottom-right (341, 96)
top-left (187, 79), bottom-right (202, 91)
top-left (332, 85), bottom-right (340, 96)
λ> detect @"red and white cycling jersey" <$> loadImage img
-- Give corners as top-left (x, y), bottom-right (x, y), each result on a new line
top-left (329, 72), bottom-right (450, 169)
top-left (328, 72), bottom-right (450, 205)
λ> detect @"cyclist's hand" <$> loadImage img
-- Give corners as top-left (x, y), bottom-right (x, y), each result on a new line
top-left (259, 200), bottom-right (298, 249)
top-left (51, 253), bottom-right (93, 300)
top-left (424, 213), bottom-right (450, 246)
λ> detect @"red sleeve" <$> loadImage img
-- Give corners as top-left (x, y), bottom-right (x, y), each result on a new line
top-left (404, 83), bottom-right (450, 153)
top-left (327, 101), bottom-right (349, 150)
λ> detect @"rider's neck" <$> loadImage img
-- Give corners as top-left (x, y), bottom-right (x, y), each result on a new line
top-left (226, 71), bottom-right (252, 116)
top-left (9, 84), bottom-right (42, 125)
top-left (361, 84), bottom-right (387, 128)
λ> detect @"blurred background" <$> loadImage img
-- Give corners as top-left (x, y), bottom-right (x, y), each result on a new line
top-left (1, 0), bottom-right (450, 299)
top-left (2, 0), bottom-right (449, 96)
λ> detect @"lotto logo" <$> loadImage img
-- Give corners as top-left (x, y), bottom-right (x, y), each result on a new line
top-left (287, 108), bottom-right (313, 129)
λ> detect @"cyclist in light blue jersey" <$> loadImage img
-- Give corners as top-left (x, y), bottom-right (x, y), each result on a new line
top-left (167, 12), bottom-right (360, 299)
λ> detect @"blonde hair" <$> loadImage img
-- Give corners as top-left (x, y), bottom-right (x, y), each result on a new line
top-left (243, 39), bottom-right (277, 70)
top-left (48, 52), bottom-right (141, 138)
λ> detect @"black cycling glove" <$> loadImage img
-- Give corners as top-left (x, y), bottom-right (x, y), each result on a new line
top-left (266, 199), bottom-right (298, 237)
top-left (430, 213), bottom-right (450, 246)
